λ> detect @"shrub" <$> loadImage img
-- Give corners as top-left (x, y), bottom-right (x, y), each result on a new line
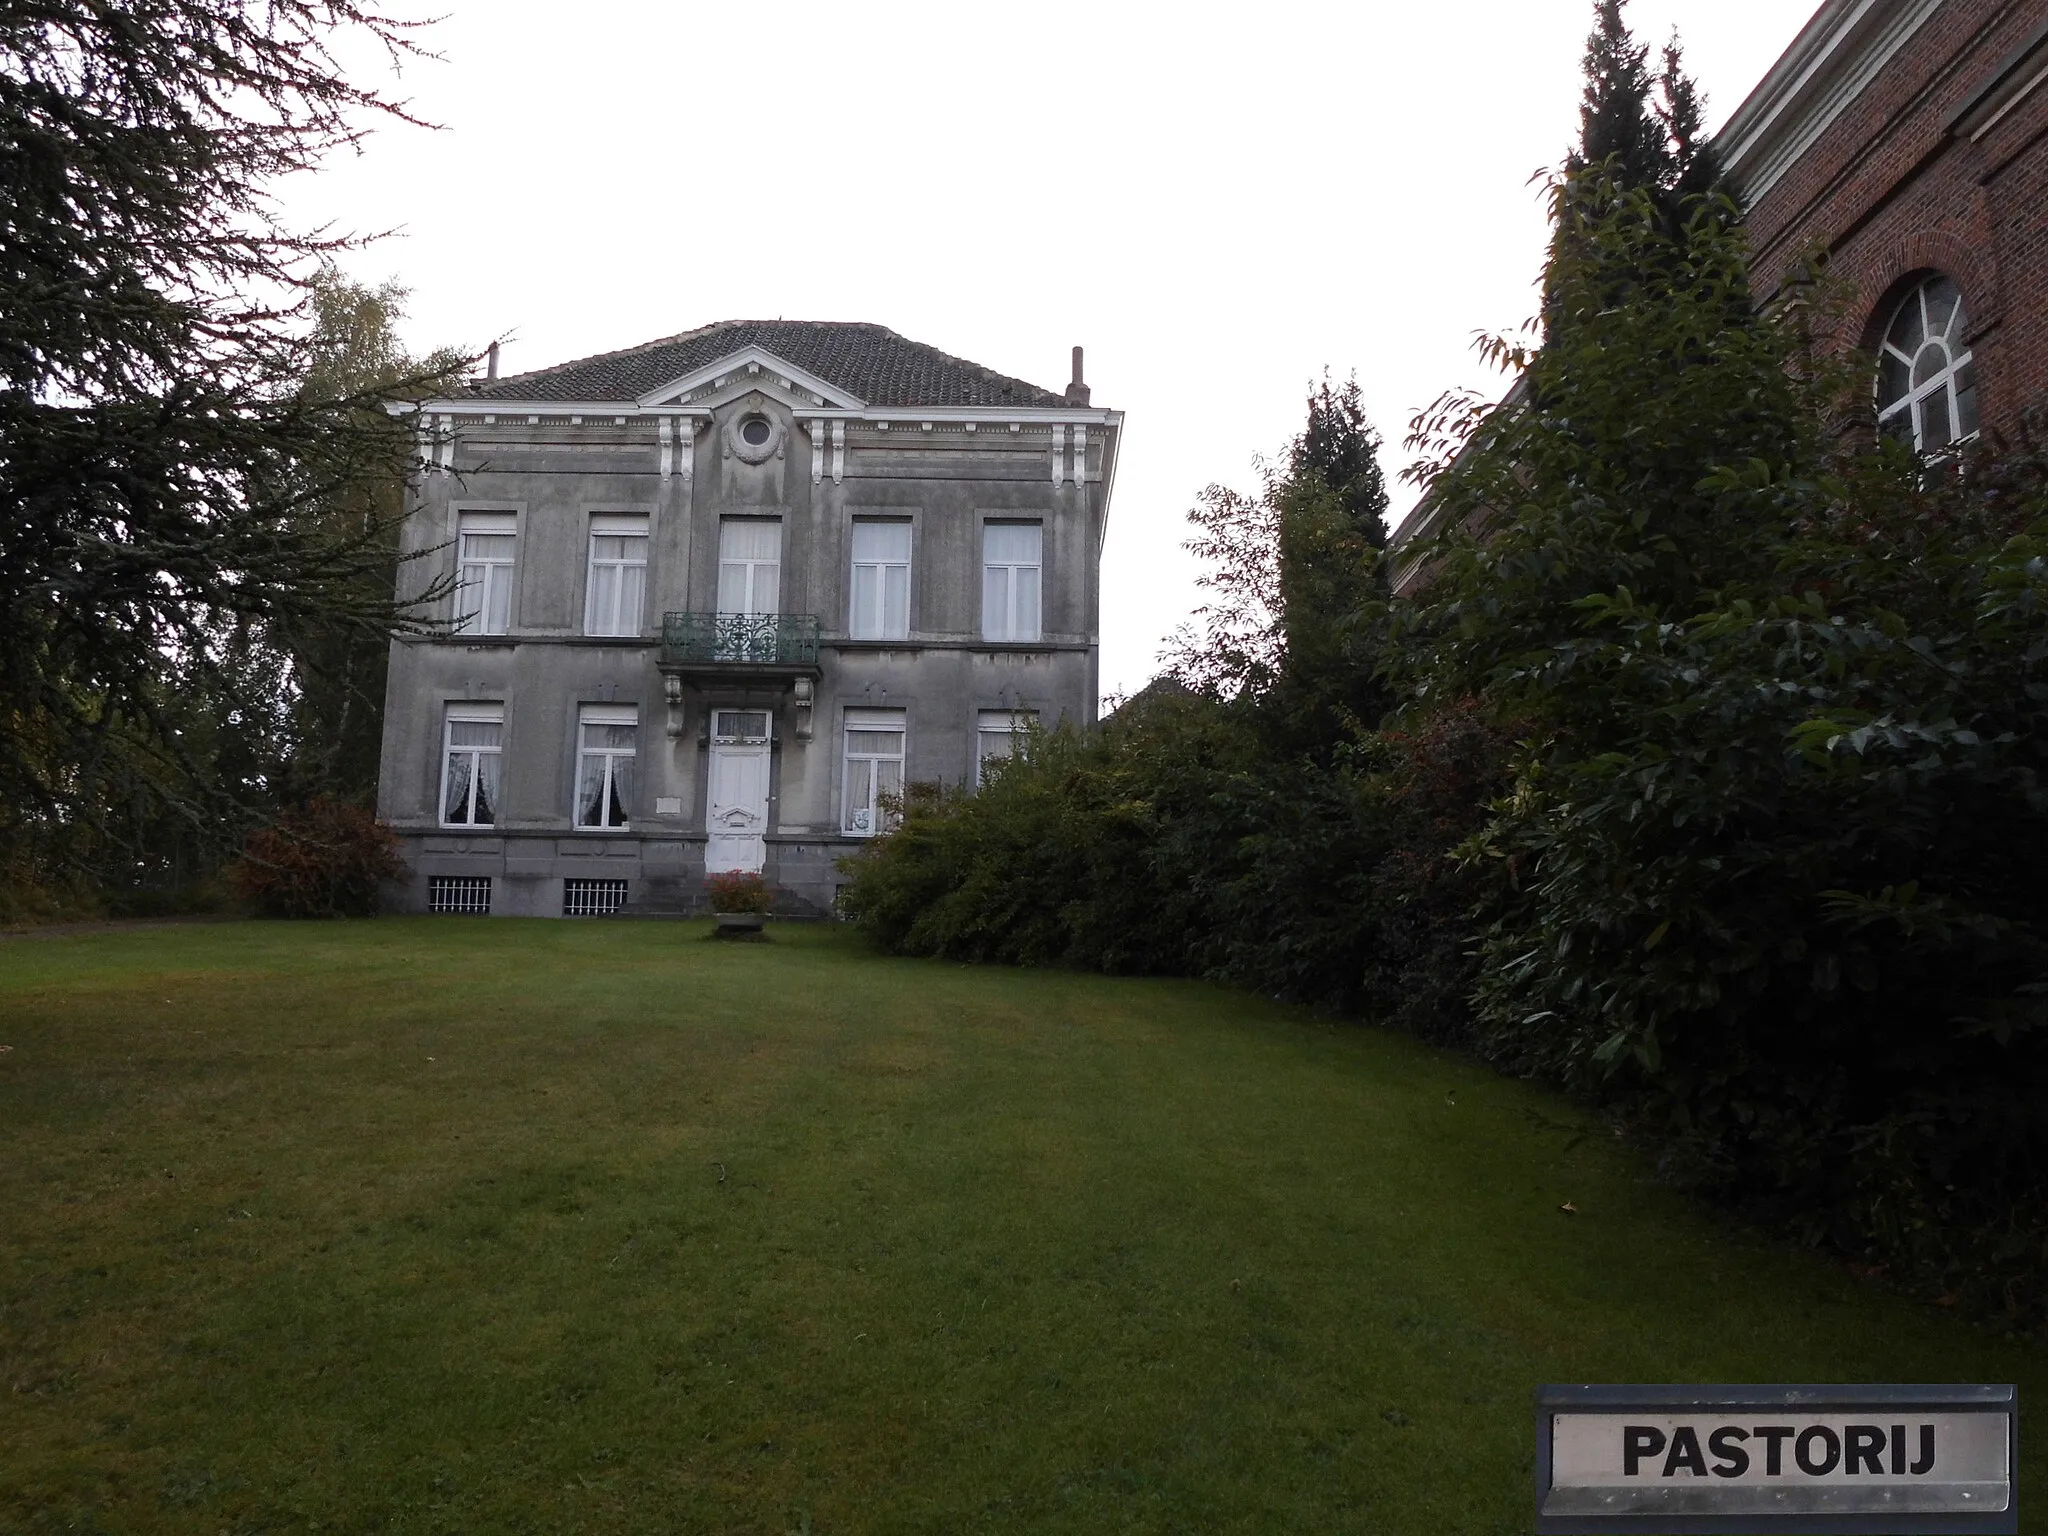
top-left (230, 799), bottom-right (403, 918)
top-left (704, 871), bottom-right (771, 914)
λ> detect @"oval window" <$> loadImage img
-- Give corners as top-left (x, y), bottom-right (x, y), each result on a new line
top-left (740, 416), bottom-right (772, 447)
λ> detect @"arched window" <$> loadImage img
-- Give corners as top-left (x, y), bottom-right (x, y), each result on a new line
top-left (1876, 274), bottom-right (1979, 450)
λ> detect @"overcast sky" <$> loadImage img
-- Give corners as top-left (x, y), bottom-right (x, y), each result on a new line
top-left (283, 0), bottom-right (1811, 701)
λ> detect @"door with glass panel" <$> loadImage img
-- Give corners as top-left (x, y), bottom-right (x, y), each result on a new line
top-left (716, 518), bottom-right (782, 661)
top-left (706, 709), bottom-right (772, 874)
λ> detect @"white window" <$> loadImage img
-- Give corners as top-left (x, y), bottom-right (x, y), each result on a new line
top-left (849, 520), bottom-right (912, 640)
top-left (574, 704), bottom-right (637, 830)
top-left (982, 523), bottom-right (1042, 642)
top-left (1877, 274), bottom-right (1979, 451)
top-left (976, 709), bottom-right (1038, 786)
top-left (441, 703), bottom-right (504, 827)
top-left (455, 512), bottom-right (517, 635)
top-left (842, 708), bottom-right (906, 837)
top-left (717, 518), bottom-right (781, 617)
top-left (584, 515), bottom-right (649, 637)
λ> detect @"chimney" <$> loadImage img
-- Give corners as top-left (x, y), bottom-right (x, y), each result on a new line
top-left (1064, 345), bottom-right (1089, 407)
top-left (486, 340), bottom-right (500, 381)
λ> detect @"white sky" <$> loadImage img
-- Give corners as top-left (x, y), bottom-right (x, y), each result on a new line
top-left (282, 0), bottom-right (1811, 701)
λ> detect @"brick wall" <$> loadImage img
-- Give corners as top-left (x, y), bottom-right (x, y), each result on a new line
top-left (1742, 0), bottom-right (2048, 437)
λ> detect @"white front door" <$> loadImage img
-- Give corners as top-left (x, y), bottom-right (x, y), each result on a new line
top-left (706, 709), bottom-right (771, 874)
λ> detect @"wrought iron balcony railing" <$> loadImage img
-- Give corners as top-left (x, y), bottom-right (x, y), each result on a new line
top-left (660, 611), bottom-right (821, 669)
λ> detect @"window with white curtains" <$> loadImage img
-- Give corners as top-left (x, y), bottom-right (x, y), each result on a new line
top-left (717, 518), bottom-right (781, 615)
top-left (584, 515), bottom-right (648, 637)
top-left (849, 520), bottom-right (911, 639)
top-left (975, 709), bottom-right (1038, 786)
top-left (842, 708), bottom-right (906, 836)
top-left (441, 703), bottom-right (504, 826)
top-left (574, 704), bottom-right (637, 829)
top-left (455, 512), bottom-right (517, 635)
top-left (982, 522), bottom-right (1042, 642)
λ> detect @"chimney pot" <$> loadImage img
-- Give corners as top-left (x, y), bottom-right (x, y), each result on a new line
top-left (1064, 344), bottom-right (1090, 407)
top-left (486, 340), bottom-right (500, 381)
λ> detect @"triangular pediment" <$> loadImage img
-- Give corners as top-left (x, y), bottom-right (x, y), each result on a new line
top-left (635, 345), bottom-right (865, 412)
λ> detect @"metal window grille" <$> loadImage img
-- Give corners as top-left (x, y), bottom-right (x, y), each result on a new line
top-left (428, 875), bottom-right (492, 915)
top-left (563, 878), bottom-right (629, 917)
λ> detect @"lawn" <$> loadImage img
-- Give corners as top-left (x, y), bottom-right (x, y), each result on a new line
top-left (1, 919), bottom-right (2041, 1534)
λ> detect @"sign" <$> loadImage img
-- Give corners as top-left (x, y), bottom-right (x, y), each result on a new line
top-left (1536, 1385), bottom-right (2015, 1534)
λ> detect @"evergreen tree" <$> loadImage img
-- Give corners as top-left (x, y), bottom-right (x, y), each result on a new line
top-left (1570, 0), bottom-right (1670, 188)
top-left (0, 3), bottom-right (460, 894)
top-left (1289, 373), bottom-right (1389, 549)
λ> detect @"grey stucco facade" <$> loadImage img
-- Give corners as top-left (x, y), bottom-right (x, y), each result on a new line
top-left (376, 321), bottom-right (1121, 917)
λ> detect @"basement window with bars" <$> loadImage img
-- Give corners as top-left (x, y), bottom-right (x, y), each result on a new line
top-left (563, 878), bottom-right (629, 917)
top-left (428, 875), bottom-right (492, 914)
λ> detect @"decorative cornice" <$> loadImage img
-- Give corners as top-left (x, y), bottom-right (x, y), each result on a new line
top-left (1717, 0), bottom-right (1946, 208)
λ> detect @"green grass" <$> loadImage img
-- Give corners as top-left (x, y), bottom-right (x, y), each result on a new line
top-left (2, 919), bottom-right (2042, 1534)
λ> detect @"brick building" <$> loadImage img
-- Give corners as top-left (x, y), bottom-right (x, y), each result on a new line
top-left (1721, 0), bottom-right (2048, 448)
top-left (1390, 0), bottom-right (2048, 588)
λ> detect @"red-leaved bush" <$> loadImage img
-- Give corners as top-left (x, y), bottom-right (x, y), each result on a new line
top-left (232, 799), bottom-right (405, 918)
top-left (704, 870), bottom-right (771, 914)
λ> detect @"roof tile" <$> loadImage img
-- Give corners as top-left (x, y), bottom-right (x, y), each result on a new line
top-left (470, 320), bottom-right (1069, 408)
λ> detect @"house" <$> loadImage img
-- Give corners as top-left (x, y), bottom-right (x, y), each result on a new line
top-left (376, 320), bottom-right (1122, 917)
top-left (1389, 0), bottom-right (2048, 591)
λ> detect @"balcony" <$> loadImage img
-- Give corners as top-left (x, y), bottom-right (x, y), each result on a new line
top-left (658, 611), bottom-right (822, 685)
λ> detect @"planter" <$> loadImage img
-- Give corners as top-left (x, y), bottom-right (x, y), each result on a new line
top-left (712, 909), bottom-right (766, 938)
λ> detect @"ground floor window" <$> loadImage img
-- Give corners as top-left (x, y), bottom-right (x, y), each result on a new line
top-left (428, 875), bottom-right (492, 915)
top-left (563, 878), bottom-right (629, 917)
top-left (843, 708), bottom-right (906, 836)
top-left (575, 704), bottom-right (637, 829)
top-left (976, 709), bottom-right (1038, 786)
top-left (441, 704), bottom-right (504, 827)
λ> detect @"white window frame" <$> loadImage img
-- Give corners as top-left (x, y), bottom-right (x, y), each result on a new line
top-left (573, 703), bottom-right (637, 831)
top-left (454, 511), bottom-right (518, 636)
top-left (1876, 274), bottom-right (1979, 451)
top-left (982, 522), bottom-right (1043, 643)
top-left (583, 514), bottom-right (649, 638)
top-left (440, 703), bottom-right (504, 828)
top-left (842, 708), bottom-right (907, 837)
top-left (717, 517), bottom-right (783, 617)
top-left (849, 519), bottom-right (912, 640)
top-left (975, 709), bottom-right (1038, 787)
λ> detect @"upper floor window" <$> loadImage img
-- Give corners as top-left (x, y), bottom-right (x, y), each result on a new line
top-left (574, 705), bottom-right (637, 829)
top-left (455, 512), bottom-right (517, 635)
top-left (718, 517), bottom-right (781, 617)
top-left (982, 522), bottom-right (1042, 643)
top-left (585, 515), bottom-right (648, 637)
top-left (1877, 275), bottom-right (1979, 451)
top-left (441, 703), bottom-right (503, 827)
top-left (849, 520), bottom-right (911, 640)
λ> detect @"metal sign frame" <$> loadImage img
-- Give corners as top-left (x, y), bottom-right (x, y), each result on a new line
top-left (1535, 1385), bottom-right (2016, 1535)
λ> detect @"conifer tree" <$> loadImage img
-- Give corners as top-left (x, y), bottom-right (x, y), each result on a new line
top-left (0, 3), bottom-right (459, 892)
top-left (1570, 0), bottom-right (1670, 188)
